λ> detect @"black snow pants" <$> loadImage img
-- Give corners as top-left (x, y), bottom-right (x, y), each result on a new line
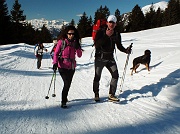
top-left (37, 55), bottom-right (43, 69)
top-left (58, 68), bottom-right (75, 103)
top-left (93, 58), bottom-right (119, 95)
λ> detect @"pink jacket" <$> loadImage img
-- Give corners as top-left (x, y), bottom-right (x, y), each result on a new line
top-left (53, 39), bottom-right (82, 69)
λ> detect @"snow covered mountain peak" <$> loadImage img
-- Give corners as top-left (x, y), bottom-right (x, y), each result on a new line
top-left (27, 18), bottom-right (68, 30)
top-left (142, 1), bottom-right (168, 14)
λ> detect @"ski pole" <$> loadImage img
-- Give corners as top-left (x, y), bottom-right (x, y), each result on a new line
top-left (119, 43), bottom-right (133, 93)
top-left (45, 72), bottom-right (55, 99)
top-left (52, 71), bottom-right (56, 97)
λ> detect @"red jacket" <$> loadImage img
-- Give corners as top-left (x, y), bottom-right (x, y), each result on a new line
top-left (53, 39), bottom-right (82, 69)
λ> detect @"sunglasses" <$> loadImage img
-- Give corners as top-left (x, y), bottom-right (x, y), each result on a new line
top-left (67, 33), bottom-right (75, 35)
top-left (108, 21), bottom-right (115, 24)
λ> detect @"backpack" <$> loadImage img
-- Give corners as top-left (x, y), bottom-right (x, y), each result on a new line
top-left (34, 43), bottom-right (39, 55)
top-left (58, 40), bottom-right (66, 61)
top-left (52, 45), bottom-right (57, 52)
top-left (34, 43), bottom-right (45, 55)
top-left (92, 19), bottom-right (107, 41)
top-left (34, 43), bottom-right (38, 49)
top-left (50, 40), bottom-right (66, 59)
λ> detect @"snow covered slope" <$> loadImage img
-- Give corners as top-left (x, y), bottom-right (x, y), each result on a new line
top-left (0, 24), bottom-right (180, 134)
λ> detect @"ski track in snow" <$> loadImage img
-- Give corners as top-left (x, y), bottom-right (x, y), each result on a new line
top-left (0, 24), bottom-right (180, 134)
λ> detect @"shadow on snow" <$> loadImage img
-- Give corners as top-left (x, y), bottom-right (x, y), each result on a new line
top-left (8, 49), bottom-right (51, 59)
top-left (0, 67), bottom-right (53, 76)
top-left (121, 69), bottom-right (180, 103)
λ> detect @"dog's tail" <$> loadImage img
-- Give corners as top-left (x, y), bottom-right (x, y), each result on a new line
top-left (130, 67), bottom-right (133, 70)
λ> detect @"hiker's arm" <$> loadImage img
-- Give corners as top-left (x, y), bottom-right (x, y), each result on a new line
top-left (43, 47), bottom-right (48, 52)
top-left (115, 33), bottom-right (127, 53)
top-left (94, 30), bottom-right (109, 48)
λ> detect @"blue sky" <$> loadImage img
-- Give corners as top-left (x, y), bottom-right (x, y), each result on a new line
top-left (6, 0), bottom-right (168, 23)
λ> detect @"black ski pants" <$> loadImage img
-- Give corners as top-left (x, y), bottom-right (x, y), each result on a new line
top-left (37, 55), bottom-right (43, 69)
top-left (58, 68), bottom-right (75, 103)
top-left (93, 58), bottom-right (119, 95)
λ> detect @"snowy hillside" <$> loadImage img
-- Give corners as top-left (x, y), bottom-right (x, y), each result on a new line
top-left (0, 24), bottom-right (180, 134)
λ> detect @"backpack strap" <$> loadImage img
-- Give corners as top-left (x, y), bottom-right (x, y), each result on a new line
top-left (58, 40), bottom-right (66, 60)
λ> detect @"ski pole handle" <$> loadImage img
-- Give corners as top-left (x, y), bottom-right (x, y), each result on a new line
top-left (129, 43), bottom-right (133, 49)
top-left (126, 43), bottom-right (133, 54)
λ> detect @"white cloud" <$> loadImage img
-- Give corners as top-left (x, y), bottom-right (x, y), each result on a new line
top-left (76, 14), bottom-right (83, 17)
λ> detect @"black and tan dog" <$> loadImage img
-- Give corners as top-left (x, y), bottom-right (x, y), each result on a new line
top-left (130, 50), bottom-right (151, 75)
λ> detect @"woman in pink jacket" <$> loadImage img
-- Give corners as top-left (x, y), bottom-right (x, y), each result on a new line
top-left (53, 26), bottom-right (82, 108)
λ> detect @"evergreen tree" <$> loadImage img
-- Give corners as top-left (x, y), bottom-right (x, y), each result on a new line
top-left (77, 12), bottom-right (91, 38)
top-left (40, 25), bottom-right (52, 43)
top-left (155, 7), bottom-right (164, 27)
top-left (88, 16), bottom-right (93, 27)
top-left (23, 23), bottom-right (36, 44)
top-left (57, 21), bottom-right (66, 40)
top-left (127, 4), bottom-right (145, 32)
top-left (144, 3), bottom-right (157, 29)
top-left (69, 19), bottom-right (75, 26)
top-left (86, 16), bottom-right (93, 37)
top-left (34, 29), bottom-right (41, 43)
top-left (94, 5), bottom-right (110, 24)
top-left (10, 0), bottom-right (26, 43)
top-left (0, 0), bottom-right (12, 44)
top-left (115, 9), bottom-right (123, 32)
top-left (11, 0), bottom-right (26, 24)
top-left (61, 21), bottom-right (66, 31)
top-left (164, 0), bottom-right (180, 25)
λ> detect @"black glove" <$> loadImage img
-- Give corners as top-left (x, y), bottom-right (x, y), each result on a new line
top-left (53, 63), bottom-right (58, 72)
top-left (126, 47), bottom-right (131, 54)
top-left (126, 45), bottom-right (132, 54)
top-left (73, 42), bottom-right (81, 49)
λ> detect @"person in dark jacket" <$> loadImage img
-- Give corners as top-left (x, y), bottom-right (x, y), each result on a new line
top-left (34, 42), bottom-right (47, 69)
top-left (93, 15), bottom-right (131, 102)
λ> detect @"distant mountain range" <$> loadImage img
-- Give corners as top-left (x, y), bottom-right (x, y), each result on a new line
top-left (27, 18), bottom-right (69, 38)
top-left (26, 1), bottom-right (168, 37)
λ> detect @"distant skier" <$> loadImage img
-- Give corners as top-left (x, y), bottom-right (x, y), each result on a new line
top-left (34, 42), bottom-right (48, 69)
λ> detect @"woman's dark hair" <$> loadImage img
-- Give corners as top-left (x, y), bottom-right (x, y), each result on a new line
top-left (57, 25), bottom-right (81, 44)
